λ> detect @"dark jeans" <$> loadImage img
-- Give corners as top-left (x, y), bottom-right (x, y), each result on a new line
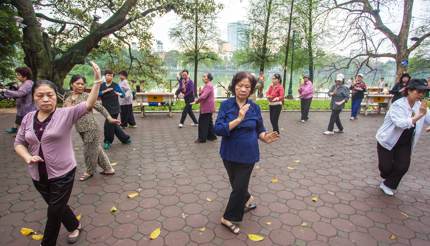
top-left (197, 113), bottom-right (217, 142)
top-left (300, 98), bottom-right (312, 121)
top-left (180, 102), bottom-right (198, 124)
top-left (120, 104), bottom-right (136, 127)
top-left (33, 168), bottom-right (79, 246)
top-left (327, 109), bottom-right (343, 131)
top-left (104, 113), bottom-right (130, 144)
top-left (269, 105), bottom-right (282, 133)
top-left (223, 160), bottom-right (254, 222)
top-left (377, 142), bottom-right (412, 190)
top-left (351, 98), bottom-right (363, 118)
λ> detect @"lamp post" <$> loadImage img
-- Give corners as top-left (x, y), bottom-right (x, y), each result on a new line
top-left (287, 30), bottom-right (296, 99)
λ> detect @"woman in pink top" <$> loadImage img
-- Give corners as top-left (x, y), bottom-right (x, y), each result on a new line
top-left (193, 73), bottom-right (217, 143)
top-left (14, 62), bottom-right (103, 246)
top-left (266, 73), bottom-right (285, 133)
top-left (298, 75), bottom-right (314, 122)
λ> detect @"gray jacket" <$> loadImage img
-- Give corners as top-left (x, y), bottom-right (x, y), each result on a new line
top-left (328, 84), bottom-right (350, 110)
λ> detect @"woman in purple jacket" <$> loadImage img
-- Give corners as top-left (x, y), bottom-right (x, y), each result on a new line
top-left (175, 69), bottom-right (198, 128)
top-left (0, 67), bottom-right (36, 133)
top-left (14, 62), bottom-right (102, 246)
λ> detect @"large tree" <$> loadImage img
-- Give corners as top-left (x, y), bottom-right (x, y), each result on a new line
top-left (331, 0), bottom-right (430, 81)
top-left (0, 1), bottom-right (21, 81)
top-left (169, 0), bottom-right (221, 91)
top-left (10, 0), bottom-right (199, 89)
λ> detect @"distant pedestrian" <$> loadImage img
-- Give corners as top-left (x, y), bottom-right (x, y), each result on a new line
top-left (298, 75), bottom-right (314, 122)
top-left (266, 73), bottom-right (284, 133)
top-left (118, 71), bottom-right (136, 128)
top-left (350, 73), bottom-right (367, 120)
top-left (193, 73), bottom-right (217, 143)
top-left (376, 79), bottom-right (430, 196)
top-left (256, 70), bottom-right (265, 98)
top-left (175, 69), bottom-right (198, 128)
top-left (323, 73), bottom-right (349, 135)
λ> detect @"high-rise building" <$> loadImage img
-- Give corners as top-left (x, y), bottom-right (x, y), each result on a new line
top-left (227, 22), bottom-right (249, 51)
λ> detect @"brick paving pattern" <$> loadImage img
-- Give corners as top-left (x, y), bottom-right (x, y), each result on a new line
top-left (1, 111), bottom-right (430, 245)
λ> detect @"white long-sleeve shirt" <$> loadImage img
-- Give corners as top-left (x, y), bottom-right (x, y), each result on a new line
top-left (376, 97), bottom-right (430, 151)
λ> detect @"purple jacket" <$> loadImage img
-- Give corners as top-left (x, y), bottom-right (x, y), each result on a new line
top-left (175, 78), bottom-right (195, 99)
top-left (4, 80), bottom-right (36, 117)
top-left (298, 81), bottom-right (314, 99)
top-left (196, 82), bottom-right (215, 114)
top-left (14, 102), bottom-right (88, 181)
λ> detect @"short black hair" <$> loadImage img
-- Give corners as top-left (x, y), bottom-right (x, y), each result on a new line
top-left (119, 70), bottom-right (128, 77)
top-left (104, 69), bottom-right (114, 75)
top-left (181, 69), bottom-right (189, 75)
top-left (32, 80), bottom-right (59, 99)
top-left (15, 67), bottom-right (32, 80)
top-left (206, 73), bottom-right (213, 81)
top-left (273, 73), bottom-right (282, 83)
top-left (229, 72), bottom-right (257, 97)
top-left (69, 75), bottom-right (87, 89)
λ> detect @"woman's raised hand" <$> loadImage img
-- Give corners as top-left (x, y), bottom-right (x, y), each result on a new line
top-left (90, 61), bottom-right (102, 83)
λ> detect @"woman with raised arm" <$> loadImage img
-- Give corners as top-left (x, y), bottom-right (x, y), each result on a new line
top-left (14, 62), bottom-right (103, 245)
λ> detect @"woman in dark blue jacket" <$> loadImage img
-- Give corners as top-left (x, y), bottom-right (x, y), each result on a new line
top-left (214, 72), bottom-right (279, 234)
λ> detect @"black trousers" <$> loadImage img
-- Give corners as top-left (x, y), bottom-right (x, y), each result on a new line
top-left (104, 113), bottom-right (130, 144)
top-left (33, 168), bottom-right (79, 246)
top-left (327, 109), bottom-right (343, 131)
top-left (180, 102), bottom-right (198, 124)
top-left (269, 105), bottom-right (282, 133)
top-left (300, 98), bottom-right (312, 121)
top-left (197, 113), bottom-right (217, 142)
top-left (223, 160), bottom-right (255, 222)
top-left (120, 104), bottom-right (136, 127)
top-left (377, 142), bottom-right (412, 190)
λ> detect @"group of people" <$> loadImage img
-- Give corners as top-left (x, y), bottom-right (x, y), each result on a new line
top-left (4, 62), bottom-right (430, 244)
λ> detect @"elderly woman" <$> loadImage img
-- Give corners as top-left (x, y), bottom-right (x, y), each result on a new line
top-left (376, 79), bottom-right (430, 196)
top-left (323, 73), bottom-right (350, 135)
top-left (193, 73), bottom-right (217, 143)
top-left (14, 62), bottom-right (102, 245)
top-left (266, 73), bottom-right (285, 133)
top-left (64, 75), bottom-right (118, 181)
top-left (298, 75), bottom-right (314, 122)
top-left (214, 71), bottom-right (279, 234)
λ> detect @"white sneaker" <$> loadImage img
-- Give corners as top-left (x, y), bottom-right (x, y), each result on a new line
top-left (350, 117), bottom-right (355, 120)
top-left (178, 123), bottom-right (184, 128)
top-left (334, 129), bottom-right (344, 133)
top-left (323, 131), bottom-right (334, 135)
top-left (300, 120), bottom-right (305, 123)
top-left (379, 181), bottom-right (394, 196)
top-left (191, 123), bottom-right (198, 127)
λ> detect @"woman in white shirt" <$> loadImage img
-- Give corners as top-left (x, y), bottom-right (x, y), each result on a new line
top-left (376, 79), bottom-right (430, 196)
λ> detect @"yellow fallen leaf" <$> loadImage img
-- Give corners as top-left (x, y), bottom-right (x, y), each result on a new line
top-left (271, 177), bottom-right (279, 183)
top-left (255, 166), bottom-right (261, 170)
top-left (150, 227), bottom-right (161, 240)
top-left (266, 221), bottom-right (272, 225)
top-left (389, 234), bottom-right (397, 240)
top-left (248, 234), bottom-right (264, 242)
top-left (128, 192), bottom-right (139, 199)
top-left (76, 214), bottom-right (82, 221)
top-left (294, 160), bottom-right (301, 163)
top-left (199, 227), bottom-right (206, 232)
top-left (400, 212), bottom-right (409, 218)
top-left (206, 197), bottom-right (213, 202)
top-left (20, 227), bottom-right (34, 236)
top-left (311, 196), bottom-right (319, 202)
top-left (111, 162), bottom-right (118, 166)
top-left (287, 166), bottom-right (296, 170)
top-left (110, 206), bottom-right (118, 213)
top-left (301, 222), bottom-right (308, 227)
top-left (32, 234), bottom-right (43, 240)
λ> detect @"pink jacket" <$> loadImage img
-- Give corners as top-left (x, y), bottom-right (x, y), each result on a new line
top-left (298, 81), bottom-right (314, 99)
top-left (196, 82), bottom-right (215, 113)
top-left (14, 102), bottom-right (88, 181)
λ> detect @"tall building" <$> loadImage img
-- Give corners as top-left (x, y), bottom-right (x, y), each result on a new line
top-left (227, 22), bottom-right (249, 51)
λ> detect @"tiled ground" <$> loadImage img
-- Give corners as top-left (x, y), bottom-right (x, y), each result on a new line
top-left (1, 110), bottom-right (430, 246)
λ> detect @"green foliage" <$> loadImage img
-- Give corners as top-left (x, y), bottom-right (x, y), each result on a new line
top-left (0, 2), bottom-right (21, 81)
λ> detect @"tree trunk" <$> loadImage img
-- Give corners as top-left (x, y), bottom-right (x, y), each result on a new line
top-left (282, 0), bottom-right (294, 89)
top-left (193, 0), bottom-right (199, 94)
top-left (260, 0), bottom-right (273, 74)
top-left (307, 0), bottom-right (314, 82)
top-left (395, 53), bottom-right (409, 82)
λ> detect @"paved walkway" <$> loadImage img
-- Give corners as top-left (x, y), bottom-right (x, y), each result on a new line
top-left (1, 111), bottom-right (430, 246)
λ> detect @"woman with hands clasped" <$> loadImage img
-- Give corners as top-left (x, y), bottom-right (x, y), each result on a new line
top-left (214, 72), bottom-right (279, 234)
top-left (376, 78), bottom-right (430, 196)
top-left (14, 62), bottom-right (103, 245)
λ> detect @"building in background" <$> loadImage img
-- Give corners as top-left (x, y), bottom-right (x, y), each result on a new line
top-left (227, 21), bottom-right (249, 51)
